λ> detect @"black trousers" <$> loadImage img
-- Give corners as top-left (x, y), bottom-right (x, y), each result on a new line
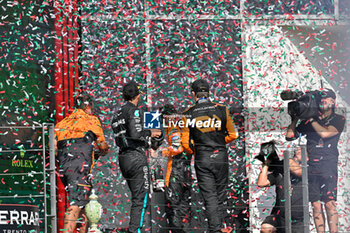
top-left (195, 149), bottom-right (228, 233)
top-left (165, 156), bottom-right (192, 233)
top-left (57, 138), bottom-right (94, 207)
top-left (119, 149), bottom-right (150, 233)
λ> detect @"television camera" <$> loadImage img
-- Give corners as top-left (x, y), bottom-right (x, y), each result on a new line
top-left (280, 90), bottom-right (324, 120)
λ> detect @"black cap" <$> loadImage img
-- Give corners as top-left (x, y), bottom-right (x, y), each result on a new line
top-left (191, 79), bottom-right (210, 93)
top-left (122, 80), bottom-right (140, 101)
top-left (320, 88), bottom-right (336, 99)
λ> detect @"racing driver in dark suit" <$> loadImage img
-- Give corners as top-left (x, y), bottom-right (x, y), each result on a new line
top-left (111, 80), bottom-right (161, 233)
top-left (182, 79), bottom-right (238, 233)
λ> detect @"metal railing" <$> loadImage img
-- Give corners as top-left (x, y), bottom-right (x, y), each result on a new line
top-left (283, 146), bottom-right (309, 233)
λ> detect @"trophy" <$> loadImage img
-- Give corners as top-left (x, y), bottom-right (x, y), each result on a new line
top-left (85, 189), bottom-right (102, 233)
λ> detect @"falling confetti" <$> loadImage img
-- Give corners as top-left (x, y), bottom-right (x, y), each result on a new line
top-left (0, 0), bottom-right (349, 232)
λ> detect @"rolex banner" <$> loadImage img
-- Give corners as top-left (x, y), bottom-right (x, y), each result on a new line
top-left (0, 147), bottom-right (44, 202)
top-left (0, 204), bottom-right (39, 232)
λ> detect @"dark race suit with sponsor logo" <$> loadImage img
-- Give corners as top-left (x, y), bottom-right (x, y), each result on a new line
top-left (111, 101), bottom-right (151, 233)
top-left (182, 98), bottom-right (238, 233)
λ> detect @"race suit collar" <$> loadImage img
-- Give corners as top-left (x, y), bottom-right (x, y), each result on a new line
top-left (126, 101), bottom-right (137, 107)
top-left (197, 98), bottom-right (209, 104)
top-left (72, 109), bottom-right (86, 116)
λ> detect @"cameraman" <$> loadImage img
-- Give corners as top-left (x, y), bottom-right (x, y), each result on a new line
top-left (286, 89), bottom-right (345, 233)
top-left (257, 142), bottom-right (304, 233)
